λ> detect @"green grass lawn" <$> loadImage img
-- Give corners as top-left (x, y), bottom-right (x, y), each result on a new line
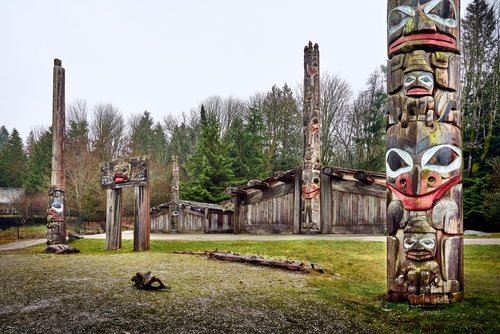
top-left (0, 239), bottom-right (500, 333)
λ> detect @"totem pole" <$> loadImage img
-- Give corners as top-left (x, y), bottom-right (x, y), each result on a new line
top-left (170, 154), bottom-right (180, 233)
top-left (302, 42), bottom-right (321, 232)
top-left (47, 59), bottom-right (66, 245)
top-left (385, 1), bottom-right (463, 305)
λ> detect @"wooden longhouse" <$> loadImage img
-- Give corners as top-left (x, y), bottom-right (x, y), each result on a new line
top-left (150, 200), bottom-right (234, 234)
top-left (226, 166), bottom-right (386, 235)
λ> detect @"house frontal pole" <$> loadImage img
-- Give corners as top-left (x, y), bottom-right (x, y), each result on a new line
top-left (47, 58), bottom-right (66, 245)
top-left (302, 41), bottom-right (321, 234)
top-left (385, 0), bottom-right (463, 305)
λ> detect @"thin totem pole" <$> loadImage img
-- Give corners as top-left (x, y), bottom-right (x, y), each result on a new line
top-left (302, 42), bottom-right (321, 232)
top-left (47, 58), bottom-right (66, 245)
top-left (385, 1), bottom-right (463, 305)
top-left (170, 154), bottom-right (180, 233)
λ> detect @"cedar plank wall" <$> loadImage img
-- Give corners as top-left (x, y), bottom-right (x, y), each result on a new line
top-left (328, 178), bottom-right (386, 234)
top-left (239, 182), bottom-right (295, 234)
top-left (151, 206), bottom-right (233, 233)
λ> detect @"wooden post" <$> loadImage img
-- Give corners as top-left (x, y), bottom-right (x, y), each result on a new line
top-left (293, 167), bottom-right (302, 234)
top-left (302, 42), bottom-right (321, 234)
top-left (386, 0), bottom-right (463, 305)
top-left (47, 58), bottom-right (66, 245)
top-left (204, 207), bottom-right (209, 234)
top-left (106, 188), bottom-right (122, 250)
top-left (134, 185), bottom-right (150, 251)
top-left (233, 195), bottom-right (240, 234)
top-left (320, 170), bottom-right (332, 234)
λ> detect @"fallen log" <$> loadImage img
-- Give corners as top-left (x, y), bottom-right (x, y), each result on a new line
top-left (131, 271), bottom-right (168, 290)
top-left (209, 252), bottom-right (306, 272)
top-left (43, 244), bottom-right (80, 254)
top-left (68, 234), bottom-right (84, 240)
top-left (173, 250), bottom-right (333, 275)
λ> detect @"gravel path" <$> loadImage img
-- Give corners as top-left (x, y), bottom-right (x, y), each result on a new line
top-left (2, 231), bottom-right (498, 251)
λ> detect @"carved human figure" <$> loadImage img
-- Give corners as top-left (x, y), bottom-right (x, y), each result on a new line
top-left (397, 231), bottom-right (443, 295)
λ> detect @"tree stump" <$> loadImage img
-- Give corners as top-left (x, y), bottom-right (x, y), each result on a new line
top-left (131, 271), bottom-right (167, 290)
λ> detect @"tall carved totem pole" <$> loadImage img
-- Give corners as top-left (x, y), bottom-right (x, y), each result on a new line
top-left (386, 1), bottom-right (463, 305)
top-left (47, 58), bottom-right (66, 245)
top-left (302, 42), bottom-right (321, 232)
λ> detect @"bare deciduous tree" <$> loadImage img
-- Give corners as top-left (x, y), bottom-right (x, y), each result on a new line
top-left (90, 102), bottom-right (127, 162)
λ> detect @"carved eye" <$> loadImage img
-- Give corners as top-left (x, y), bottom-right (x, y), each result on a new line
top-left (420, 75), bottom-right (433, 85)
top-left (429, 147), bottom-right (457, 166)
top-left (422, 144), bottom-right (461, 173)
top-left (386, 148), bottom-right (413, 178)
top-left (419, 238), bottom-right (436, 249)
top-left (388, 151), bottom-right (408, 171)
top-left (122, 167), bottom-right (128, 173)
top-left (425, 0), bottom-right (458, 27)
top-left (404, 75), bottom-right (416, 86)
top-left (404, 238), bottom-right (417, 249)
top-left (388, 6), bottom-right (415, 35)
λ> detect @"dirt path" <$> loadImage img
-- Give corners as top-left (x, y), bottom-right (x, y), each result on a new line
top-left (2, 231), bottom-right (498, 251)
top-left (0, 238), bottom-right (47, 250)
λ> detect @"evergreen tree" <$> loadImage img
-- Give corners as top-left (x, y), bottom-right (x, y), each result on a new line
top-left (182, 105), bottom-right (235, 203)
top-left (22, 129), bottom-right (52, 193)
top-left (129, 111), bottom-right (155, 156)
top-left (0, 129), bottom-right (27, 188)
top-left (261, 84), bottom-right (302, 173)
top-left (224, 107), bottom-right (268, 182)
top-left (0, 125), bottom-right (9, 150)
top-left (351, 67), bottom-right (387, 172)
top-left (461, 0), bottom-right (499, 175)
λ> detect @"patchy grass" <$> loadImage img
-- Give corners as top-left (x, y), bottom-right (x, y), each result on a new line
top-left (464, 232), bottom-right (500, 238)
top-left (1, 239), bottom-right (499, 333)
top-left (0, 225), bottom-right (47, 244)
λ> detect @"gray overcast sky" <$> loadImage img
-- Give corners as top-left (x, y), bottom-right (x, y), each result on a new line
top-left (0, 0), bottom-right (473, 141)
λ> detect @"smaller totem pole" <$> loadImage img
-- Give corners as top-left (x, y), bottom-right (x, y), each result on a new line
top-left (47, 59), bottom-right (66, 245)
top-left (170, 154), bottom-right (180, 233)
top-left (302, 42), bottom-right (321, 233)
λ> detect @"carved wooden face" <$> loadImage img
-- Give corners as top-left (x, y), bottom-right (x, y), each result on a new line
top-left (403, 232), bottom-right (437, 260)
top-left (113, 161), bottom-right (131, 183)
top-left (302, 168), bottom-right (320, 199)
top-left (404, 71), bottom-right (434, 96)
top-left (387, 0), bottom-right (460, 56)
top-left (386, 122), bottom-right (461, 210)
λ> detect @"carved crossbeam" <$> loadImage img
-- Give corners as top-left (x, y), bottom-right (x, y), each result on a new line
top-left (322, 167), bottom-right (344, 179)
top-left (247, 180), bottom-right (269, 190)
top-left (353, 171), bottom-right (374, 184)
top-left (273, 171), bottom-right (295, 182)
top-left (225, 187), bottom-right (247, 196)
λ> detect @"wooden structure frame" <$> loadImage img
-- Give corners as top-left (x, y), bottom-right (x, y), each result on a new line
top-left (100, 156), bottom-right (150, 251)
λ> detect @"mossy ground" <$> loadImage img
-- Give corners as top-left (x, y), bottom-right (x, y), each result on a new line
top-left (0, 238), bottom-right (499, 333)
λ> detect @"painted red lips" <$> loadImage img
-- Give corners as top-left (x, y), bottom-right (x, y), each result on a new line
top-left (389, 33), bottom-right (457, 54)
